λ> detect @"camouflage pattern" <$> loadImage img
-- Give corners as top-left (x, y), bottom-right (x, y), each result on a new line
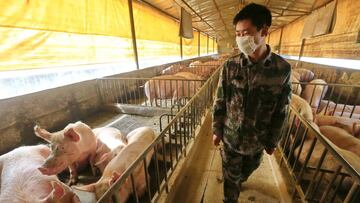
top-left (212, 48), bottom-right (291, 202)
top-left (221, 147), bottom-right (263, 203)
top-left (212, 48), bottom-right (292, 155)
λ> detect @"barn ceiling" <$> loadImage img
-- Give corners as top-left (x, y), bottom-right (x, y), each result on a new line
top-left (141, 0), bottom-right (333, 40)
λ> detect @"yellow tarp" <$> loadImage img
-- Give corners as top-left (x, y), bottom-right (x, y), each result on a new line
top-left (0, 0), bottom-right (134, 71)
top-left (182, 31), bottom-right (199, 59)
top-left (209, 38), bottom-right (214, 53)
top-left (200, 33), bottom-right (208, 56)
top-left (0, 0), bottom-right (132, 37)
top-left (132, 1), bottom-right (180, 67)
top-left (0, 0), bottom-right (214, 71)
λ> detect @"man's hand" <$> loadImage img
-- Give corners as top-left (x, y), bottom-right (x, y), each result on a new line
top-left (213, 134), bottom-right (221, 146)
top-left (265, 147), bottom-right (276, 155)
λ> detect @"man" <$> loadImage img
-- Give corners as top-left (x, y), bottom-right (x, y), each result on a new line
top-left (212, 3), bottom-right (292, 203)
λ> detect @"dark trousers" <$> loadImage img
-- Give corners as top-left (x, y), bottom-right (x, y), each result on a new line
top-left (220, 148), bottom-right (263, 203)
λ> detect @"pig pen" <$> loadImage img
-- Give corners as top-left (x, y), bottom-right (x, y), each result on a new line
top-left (72, 64), bottom-right (222, 202)
top-left (278, 82), bottom-right (360, 203)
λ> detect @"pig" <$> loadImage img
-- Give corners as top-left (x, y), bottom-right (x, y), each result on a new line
top-left (74, 127), bottom-right (156, 203)
top-left (293, 68), bottom-right (314, 82)
top-left (161, 64), bottom-right (186, 75)
top-left (333, 112), bottom-right (360, 119)
top-left (290, 74), bottom-right (302, 95)
top-left (315, 115), bottom-right (360, 137)
top-left (291, 70), bottom-right (301, 81)
top-left (192, 65), bottom-right (217, 78)
top-left (93, 127), bottom-right (128, 173)
top-left (189, 60), bottom-right (202, 68)
top-left (319, 100), bottom-right (360, 115)
top-left (34, 121), bottom-right (97, 185)
top-left (0, 145), bottom-right (80, 203)
top-left (319, 126), bottom-right (360, 156)
top-left (290, 93), bottom-right (313, 122)
top-left (144, 75), bottom-right (199, 106)
top-left (174, 71), bottom-right (204, 80)
top-left (295, 139), bottom-right (358, 192)
top-left (301, 79), bottom-right (328, 111)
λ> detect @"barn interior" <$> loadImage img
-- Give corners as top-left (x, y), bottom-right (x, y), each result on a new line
top-left (0, 0), bottom-right (359, 203)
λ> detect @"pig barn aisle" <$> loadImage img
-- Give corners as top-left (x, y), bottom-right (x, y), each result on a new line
top-left (166, 122), bottom-right (293, 203)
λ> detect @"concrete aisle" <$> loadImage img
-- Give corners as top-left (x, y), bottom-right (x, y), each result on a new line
top-left (171, 130), bottom-right (289, 203)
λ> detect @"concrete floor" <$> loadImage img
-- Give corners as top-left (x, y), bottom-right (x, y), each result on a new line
top-left (171, 130), bottom-right (287, 203)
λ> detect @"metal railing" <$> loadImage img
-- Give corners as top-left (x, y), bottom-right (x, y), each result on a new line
top-left (279, 104), bottom-right (360, 202)
top-left (97, 77), bottom-right (206, 109)
top-left (95, 62), bottom-right (223, 202)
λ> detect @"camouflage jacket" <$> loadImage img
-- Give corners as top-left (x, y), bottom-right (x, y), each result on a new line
top-left (212, 49), bottom-right (292, 155)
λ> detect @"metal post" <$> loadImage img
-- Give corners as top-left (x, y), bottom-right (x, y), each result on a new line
top-left (213, 38), bottom-right (215, 53)
top-left (128, 0), bottom-right (139, 69)
top-left (207, 34), bottom-right (209, 55)
top-left (295, 38), bottom-right (306, 68)
top-left (198, 31), bottom-right (201, 57)
top-left (180, 36), bottom-right (183, 60)
top-left (278, 27), bottom-right (284, 54)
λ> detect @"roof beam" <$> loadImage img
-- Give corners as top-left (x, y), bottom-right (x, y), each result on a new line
top-left (141, 0), bottom-right (217, 38)
top-left (212, 0), bottom-right (232, 38)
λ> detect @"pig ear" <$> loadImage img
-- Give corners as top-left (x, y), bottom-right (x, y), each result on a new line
top-left (353, 123), bottom-right (360, 138)
top-left (95, 153), bottom-right (109, 166)
top-left (51, 181), bottom-right (66, 199)
top-left (72, 183), bottom-right (96, 192)
top-left (34, 125), bottom-right (52, 142)
top-left (64, 128), bottom-right (80, 142)
top-left (109, 171), bottom-right (121, 185)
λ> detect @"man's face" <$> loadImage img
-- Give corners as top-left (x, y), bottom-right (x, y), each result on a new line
top-left (235, 19), bottom-right (268, 46)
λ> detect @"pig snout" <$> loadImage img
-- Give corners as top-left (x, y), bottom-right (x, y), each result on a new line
top-left (39, 157), bottom-right (66, 175)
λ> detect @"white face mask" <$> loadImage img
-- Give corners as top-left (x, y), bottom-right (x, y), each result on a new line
top-left (236, 36), bottom-right (258, 55)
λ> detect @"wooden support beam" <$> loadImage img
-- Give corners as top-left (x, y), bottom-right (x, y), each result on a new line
top-left (207, 35), bottom-right (209, 54)
top-left (198, 31), bottom-right (201, 57)
top-left (180, 36), bottom-right (183, 59)
top-left (128, 0), bottom-right (139, 69)
top-left (212, 0), bottom-right (232, 38)
top-left (295, 38), bottom-right (306, 68)
top-left (278, 27), bottom-right (284, 54)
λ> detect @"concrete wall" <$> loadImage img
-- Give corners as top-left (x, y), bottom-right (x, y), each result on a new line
top-left (0, 57), bottom-right (213, 155)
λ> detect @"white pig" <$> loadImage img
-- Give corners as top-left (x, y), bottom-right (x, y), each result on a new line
top-left (319, 126), bottom-right (360, 156)
top-left (301, 79), bottom-right (328, 111)
top-left (161, 64), bottom-right (186, 75)
top-left (189, 60), bottom-right (202, 68)
top-left (74, 127), bottom-right (156, 203)
top-left (290, 93), bottom-right (314, 122)
top-left (319, 100), bottom-right (360, 115)
top-left (93, 127), bottom-right (128, 173)
top-left (144, 75), bottom-right (199, 106)
top-left (34, 121), bottom-right (97, 185)
top-left (290, 74), bottom-right (302, 95)
top-left (294, 68), bottom-right (314, 82)
top-left (0, 145), bottom-right (80, 203)
top-left (315, 115), bottom-right (360, 138)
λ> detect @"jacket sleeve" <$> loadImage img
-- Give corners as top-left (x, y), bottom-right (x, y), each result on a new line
top-left (266, 67), bottom-right (292, 148)
top-left (212, 63), bottom-right (227, 138)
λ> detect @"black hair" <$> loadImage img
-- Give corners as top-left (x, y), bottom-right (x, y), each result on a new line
top-left (233, 3), bottom-right (272, 30)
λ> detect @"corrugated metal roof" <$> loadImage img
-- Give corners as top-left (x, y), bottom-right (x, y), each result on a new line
top-left (141, 0), bottom-right (333, 39)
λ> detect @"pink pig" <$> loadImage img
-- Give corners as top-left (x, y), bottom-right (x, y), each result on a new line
top-left (0, 145), bottom-right (80, 203)
top-left (301, 79), bottom-right (328, 111)
top-left (93, 127), bottom-right (128, 173)
top-left (74, 127), bottom-right (156, 203)
top-left (34, 121), bottom-right (97, 185)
